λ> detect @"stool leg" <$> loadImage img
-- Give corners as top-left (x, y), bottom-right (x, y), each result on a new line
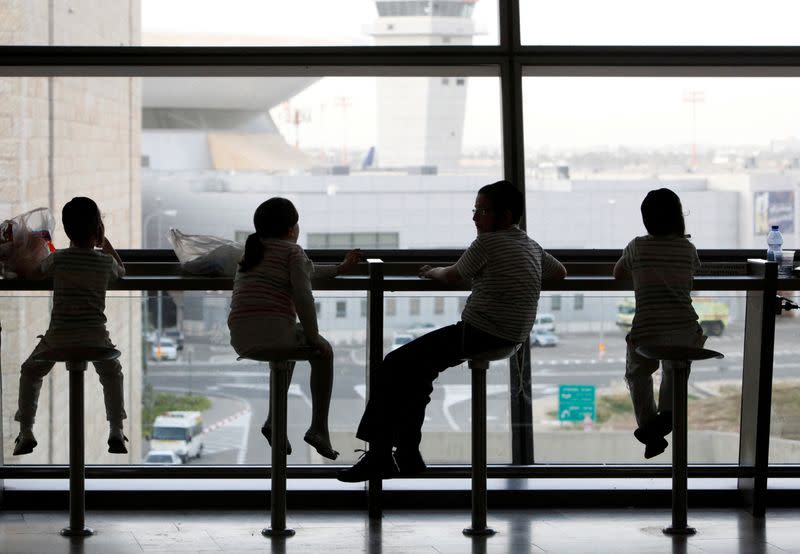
top-left (663, 360), bottom-right (695, 536)
top-left (263, 361), bottom-right (295, 538)
top-left (61, 361), bottom-right (93, 537)
top-left (464, 366), bottom-right (495, 536)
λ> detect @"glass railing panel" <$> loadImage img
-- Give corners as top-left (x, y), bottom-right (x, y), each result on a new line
top-left (769, 291), bottom-right (800, 463)
top-left (532, 292), bottom-right (745, 464)
top-left (2, 290), bottom-right (368, 466)
top-left (383, 291), bottom-right (512, 464)
top-left (2, 291), bottom-right (142, 465)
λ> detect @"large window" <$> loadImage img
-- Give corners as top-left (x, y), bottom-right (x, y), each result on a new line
top-left (2, 1), bottom-right (798, 480)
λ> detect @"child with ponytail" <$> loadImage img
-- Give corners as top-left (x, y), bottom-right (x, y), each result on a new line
top-left (228, 197), bottom-right (361, 460)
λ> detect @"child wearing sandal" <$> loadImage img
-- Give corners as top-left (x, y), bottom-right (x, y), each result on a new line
top-left (613, 188), bottom-right (706, 459)
top-left (13, 197), bottom-right (128, 456)
top-left (228, 197), bottom-right (361, 461)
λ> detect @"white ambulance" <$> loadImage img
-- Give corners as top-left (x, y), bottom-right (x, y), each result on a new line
top-left (149, 411), bottom-right (205, 463)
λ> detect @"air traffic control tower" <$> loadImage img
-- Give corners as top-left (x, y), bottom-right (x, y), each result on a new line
top-left (368, 0), bottom-right (482, 173)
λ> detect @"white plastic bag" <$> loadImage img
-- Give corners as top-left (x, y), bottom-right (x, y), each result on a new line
top-left (167, 228), bottom-right (243, 276)
top-left (0, 207), bottom-right (56, 278)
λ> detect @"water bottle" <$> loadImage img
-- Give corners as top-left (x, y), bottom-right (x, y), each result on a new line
top-left (767, 225), bottom-right (784, 263)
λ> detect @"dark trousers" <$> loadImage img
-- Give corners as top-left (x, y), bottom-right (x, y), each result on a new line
top-left (355, 321), bottom-right (516, 453)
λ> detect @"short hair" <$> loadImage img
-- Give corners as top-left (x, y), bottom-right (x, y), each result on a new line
top-left (641, 188), bottom-right (686, 236)
top-left (62, 197), bottom-right (100, 243)
top-left (477, 180), bottom-right (524, 224)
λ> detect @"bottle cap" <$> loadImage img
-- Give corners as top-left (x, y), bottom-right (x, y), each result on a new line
top-left (772, 225), bottom-right (780, 230)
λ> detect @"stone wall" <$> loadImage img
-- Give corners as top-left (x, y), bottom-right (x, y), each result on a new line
top-left (0, 0), bottom-right (142, 464)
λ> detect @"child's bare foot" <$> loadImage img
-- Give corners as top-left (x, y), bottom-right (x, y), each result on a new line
top-left (13, 430), bottom-right (37, 456)
top-left (304, 429), bottom-right (339, 461)
top-left (261, 420), bottom-right (292, 455)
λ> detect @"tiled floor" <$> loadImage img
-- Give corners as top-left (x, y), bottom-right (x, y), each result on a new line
top-left (0, 508), bottom-right (797, 553)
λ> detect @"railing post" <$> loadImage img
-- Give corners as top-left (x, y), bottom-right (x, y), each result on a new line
top-left (510, 344), bottom-right (533, 464)
top-left (366, 259), bottom-right (384, 519)
top-left (739, 260), bottom-right (778, 517)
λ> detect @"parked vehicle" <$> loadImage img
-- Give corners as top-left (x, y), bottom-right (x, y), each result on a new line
top-left (163, 327), bottom-right (185, 350)
top-left (391, 333), bottom-right (414, 351)
top-left (616, 297), bottom-right (730, 336)
top-left (530, 330), bottom-right (560, 347)
top-left (406, 322), bottom-right (437, 338)
top-left (533, 313), bottom-right (556, 333)
top-left (149, 411), bottom-right (205, 463)
top-left (143, 449), bottom-right (183, 465)
top-left (150, 337), bottom-right (178, 361)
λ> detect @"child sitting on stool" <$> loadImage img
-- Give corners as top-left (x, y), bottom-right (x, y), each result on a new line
top-left (13, 197), bottom-right (128, 456)
top-left (614, 188), bottom-right (706, 459)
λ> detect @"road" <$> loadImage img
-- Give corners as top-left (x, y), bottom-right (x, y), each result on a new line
top-left (144, 318), bottom-right (800, 464)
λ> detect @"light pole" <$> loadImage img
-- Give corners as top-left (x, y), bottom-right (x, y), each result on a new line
top-left (143, 207), bottom-right (177, 358)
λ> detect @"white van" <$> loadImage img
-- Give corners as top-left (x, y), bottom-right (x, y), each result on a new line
top-left (533, 313), bottom-right (555, 333)
top-left (149, 411), bottom-right (204, 463)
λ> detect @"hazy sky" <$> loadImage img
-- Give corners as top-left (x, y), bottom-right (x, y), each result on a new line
top-left (141, 1), bottom-right (800, 152)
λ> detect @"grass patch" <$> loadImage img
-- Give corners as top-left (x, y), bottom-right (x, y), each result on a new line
top-left (141, 384), bottom-right (211, 437)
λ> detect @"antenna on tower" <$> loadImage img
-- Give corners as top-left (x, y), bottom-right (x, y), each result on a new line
top-left (683, 89), bottom-right (705, 169)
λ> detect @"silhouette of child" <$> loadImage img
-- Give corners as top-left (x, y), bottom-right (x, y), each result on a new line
top-left (614, 188), bottom-right (706, 459)
top-left (228, 197), bottom-right (360, 460)
top-left (14, 197), bottom-right (128, 456)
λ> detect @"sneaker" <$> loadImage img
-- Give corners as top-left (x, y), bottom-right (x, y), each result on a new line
top-left (644, 437), bottom-right (668, 459)
top-left (12, 432), bottom-right (37, 456)
top-left (108, 434), bottom-right (129, 454)
top-left (337, 449), bottom-right (398, 483)
top-left (393, 448), bottom-right (427, 477)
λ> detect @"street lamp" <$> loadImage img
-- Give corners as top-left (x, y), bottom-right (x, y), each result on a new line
top-left (143, 208), bottom-right (178, 249)
top-left (142, 207), bottom-right (177, 359)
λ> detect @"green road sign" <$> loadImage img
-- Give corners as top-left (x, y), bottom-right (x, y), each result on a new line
top-left (558, 384), bottom-right (596, 422)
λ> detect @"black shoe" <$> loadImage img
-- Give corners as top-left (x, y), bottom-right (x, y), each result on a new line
top-left (337, 449), bottom-right (398, 483)
top-left (634, 414), bottom-right (668, 446)
top-left (644, 437), bottom-right (668, 459)
top-left (13, 434), bottom-right (37, 456)
top-left (108, 434), bottom-right (129, 454)
top-left (393, 448), bottom-right (427, 477)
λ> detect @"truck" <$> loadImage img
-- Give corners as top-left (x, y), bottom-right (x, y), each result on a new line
top-left (616, 297), bottom-right (730, 337)
top-left (148, 411), bottom-right (205, 463)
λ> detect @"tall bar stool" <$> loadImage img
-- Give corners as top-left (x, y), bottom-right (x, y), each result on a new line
top-left (635, 344), bottom-right (724, 536)
top-left (462, 343), bottom-right (522, 537)
top-left (33, 346), bottom-right (121, 537)
top-left (238, 346), bottom-right (315, 538)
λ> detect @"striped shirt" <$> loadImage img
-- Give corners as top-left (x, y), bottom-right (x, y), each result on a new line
top-left (41, 247), bottom-right (124, 344)
top-left (622, 235), bottom-right (700, 341)
top-left (228, 239), bottom-right (322, 340)
top-left (454, 225), bottom-right (562, 343)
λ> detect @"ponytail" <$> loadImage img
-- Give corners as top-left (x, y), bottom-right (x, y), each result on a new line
top-left (238, 233), bottom-right (265, 272)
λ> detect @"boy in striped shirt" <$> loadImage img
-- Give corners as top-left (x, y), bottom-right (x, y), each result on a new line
top-left (614, 188), bottom-right (706, 459)
top-left (338, 180), bottom-right (566, 482)
top-left (13, 197), bottom-right (128, 456)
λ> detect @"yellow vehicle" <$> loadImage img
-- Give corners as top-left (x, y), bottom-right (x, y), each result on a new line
top-left (616, 297), bottom-right (730, 336)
